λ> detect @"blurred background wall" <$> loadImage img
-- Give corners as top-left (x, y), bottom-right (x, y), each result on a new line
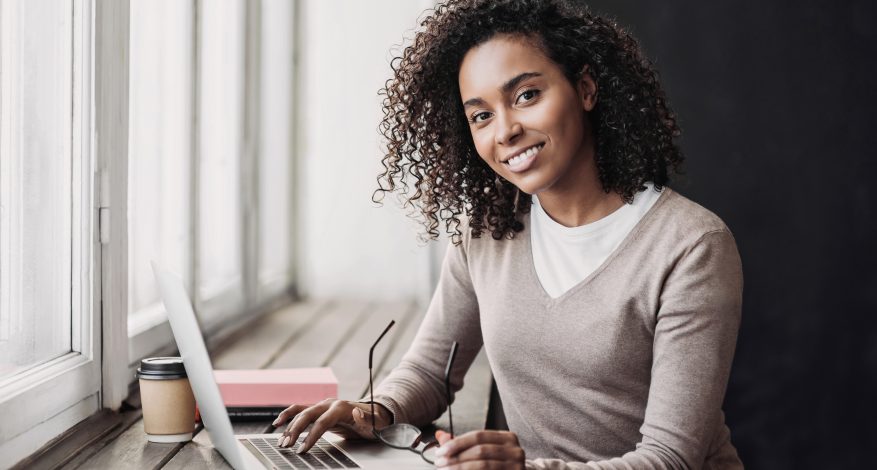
top-left (296, 0), bottom-right (444, 304)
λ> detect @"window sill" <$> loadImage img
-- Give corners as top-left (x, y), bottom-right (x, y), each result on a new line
top-left (12, 392), bottom-right (143, 470)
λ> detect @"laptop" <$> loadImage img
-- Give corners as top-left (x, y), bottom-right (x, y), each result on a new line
top-left (152, 262), bottom-right (432, 469)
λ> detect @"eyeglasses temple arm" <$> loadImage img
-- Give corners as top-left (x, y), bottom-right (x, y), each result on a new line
top-left (444, 341), bottom-right (459, 438)
top-left (369, 320), bottom-right (396, 432)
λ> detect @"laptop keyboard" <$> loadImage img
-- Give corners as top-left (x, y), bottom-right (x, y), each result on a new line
top-left (244, 436), bottom-right (361, 469)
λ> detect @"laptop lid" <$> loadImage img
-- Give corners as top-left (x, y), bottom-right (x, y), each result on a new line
top-left (152, 262), bottom-right (247, 470)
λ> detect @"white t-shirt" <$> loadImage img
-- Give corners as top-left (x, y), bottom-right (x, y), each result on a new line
top-left (531, 183), bottom-right (662, 298)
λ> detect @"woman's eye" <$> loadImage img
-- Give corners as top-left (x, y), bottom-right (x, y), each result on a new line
top-left (516, 89), bottom-right (540, 104)
top-left (471, 112), bottom-right (491, 123)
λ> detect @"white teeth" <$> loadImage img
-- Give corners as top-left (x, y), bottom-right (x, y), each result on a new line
top-left (507, 144), bottom-right (542, 165)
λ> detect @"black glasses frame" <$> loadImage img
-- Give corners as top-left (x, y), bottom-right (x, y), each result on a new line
top-left (368, 320), bottom-right (459, 464)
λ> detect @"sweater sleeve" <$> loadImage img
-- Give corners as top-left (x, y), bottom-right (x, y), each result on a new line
top-left (365, 238), bottom-right (484, 426)
top-left (525, 229), bottom-right (743, 470)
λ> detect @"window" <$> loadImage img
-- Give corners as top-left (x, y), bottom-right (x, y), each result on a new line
top-left (127, 0), bottom-right (195, 363)
top-left (1, 0), bottom-right (297, 464)
top-left (0, 0), bottom-right (101, 462)
top-left (198, 0), bottom-right (247, 323)
top-left (126, 0), bottom-right (296, 368)
top-left (0, 0), bottom-right (74, 382)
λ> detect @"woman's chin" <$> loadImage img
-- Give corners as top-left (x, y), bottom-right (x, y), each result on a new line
top-left (506, 175), bottom-right (545, 196)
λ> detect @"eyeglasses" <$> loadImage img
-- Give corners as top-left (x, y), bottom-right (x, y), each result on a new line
top-left (368, 320), bottom-right (458, 464)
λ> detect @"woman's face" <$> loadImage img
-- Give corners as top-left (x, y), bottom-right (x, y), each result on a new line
top-left (458, 34), bottom-right (597, 196)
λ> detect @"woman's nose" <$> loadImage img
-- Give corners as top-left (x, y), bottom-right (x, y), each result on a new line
top-left (494, 113), bottom-right (523, 146)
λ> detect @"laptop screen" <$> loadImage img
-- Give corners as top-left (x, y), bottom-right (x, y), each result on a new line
top-left (152, 262), bottom-right (247, 469)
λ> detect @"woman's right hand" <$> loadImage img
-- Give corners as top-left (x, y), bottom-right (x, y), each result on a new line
top-left (272, 398), bottom-right (393, 453)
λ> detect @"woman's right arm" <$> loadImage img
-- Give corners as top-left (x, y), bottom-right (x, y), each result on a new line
top-left (368, 238), bottom-right (484, 427)
top-left (275, 237), bottom-right (484, 450)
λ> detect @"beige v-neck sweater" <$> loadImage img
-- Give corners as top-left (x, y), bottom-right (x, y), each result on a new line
top-left (372, 188), bottom-right (744, 469)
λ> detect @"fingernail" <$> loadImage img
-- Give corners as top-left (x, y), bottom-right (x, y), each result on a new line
top-left (276, 437), bottom-right (283, 446)
top-left (272, 418), bottom-right (281, 426)
top-left (355, 408), bottom-right (364, 418)
top-left (297, 444), bottom-right (308, 454)
top-left (434, 457), bottom-right (448, 467)
top-left (435, 447), bottom-right (446, 457)
top-left (282, 436), bottom-right (290, 447)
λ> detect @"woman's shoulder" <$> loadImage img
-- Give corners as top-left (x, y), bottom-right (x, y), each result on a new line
top-left (646, 187), bottom-right (739, 252)
top-left (657, 187), bottom-right (732, 230)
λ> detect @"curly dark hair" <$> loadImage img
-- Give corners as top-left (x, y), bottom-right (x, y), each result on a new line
top-left (374, 0), bottom-right (683, 245)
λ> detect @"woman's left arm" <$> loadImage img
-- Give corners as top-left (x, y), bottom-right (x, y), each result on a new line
top-left (435, 230), bottom-right (744, 470)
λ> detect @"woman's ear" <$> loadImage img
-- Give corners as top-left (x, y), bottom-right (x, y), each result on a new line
top-left (578, 65), bottom-right (598, 112)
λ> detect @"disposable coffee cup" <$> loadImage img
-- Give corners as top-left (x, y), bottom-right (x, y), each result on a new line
top-left (137, 357), bottom-right (196, 443)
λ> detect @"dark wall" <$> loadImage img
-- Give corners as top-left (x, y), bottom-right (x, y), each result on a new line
top-left (579, 1), bottom-right (877, 468)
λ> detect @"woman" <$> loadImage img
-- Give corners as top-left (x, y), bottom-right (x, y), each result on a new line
top-left (274, 0), bottom-right (744, 468)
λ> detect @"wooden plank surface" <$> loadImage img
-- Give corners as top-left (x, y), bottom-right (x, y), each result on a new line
top-left (268, 301), bottom-right (371, 370)
top-left (328, 301), bottom-right (413, 400)
top-left (71, 420), bottom-right (199, 470)
top-left (213, 300), bottom-right (330, 370)
top-left (21, 409), bottom-right (132, 470)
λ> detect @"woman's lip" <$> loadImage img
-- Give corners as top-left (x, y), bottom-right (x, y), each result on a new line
top-left (505, 145), bottom-right (543, 173)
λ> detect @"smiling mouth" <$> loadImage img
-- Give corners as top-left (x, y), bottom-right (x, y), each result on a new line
top-left (504, 143), bottom-right (544, 172)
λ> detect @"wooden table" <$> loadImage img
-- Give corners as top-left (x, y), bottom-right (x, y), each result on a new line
top-left (47, 300), bottom-right (494, 469)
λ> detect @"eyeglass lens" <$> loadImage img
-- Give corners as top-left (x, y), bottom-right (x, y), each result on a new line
top-left (374, 423), bottom-right (421, 448)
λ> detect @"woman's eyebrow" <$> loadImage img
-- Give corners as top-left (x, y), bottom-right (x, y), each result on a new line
top-left (501, 71), bottom-right (542, 94)
top-left (462, 71), bottom-right (542, 108)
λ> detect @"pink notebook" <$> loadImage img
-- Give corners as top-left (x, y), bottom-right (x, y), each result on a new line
top-left (214, 367), bottom-right (338, 407)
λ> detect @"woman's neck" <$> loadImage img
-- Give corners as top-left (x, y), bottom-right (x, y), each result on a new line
top-left (535, 169), bottom-right (624, 228)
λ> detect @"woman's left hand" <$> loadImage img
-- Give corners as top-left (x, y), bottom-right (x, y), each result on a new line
top-left (433, 429), bottom-right (525, 469)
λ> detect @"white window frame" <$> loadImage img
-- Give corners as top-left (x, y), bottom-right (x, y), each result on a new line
top-left (0, 0), bottom-right (109, 463)
top-left (97, 0), bottom-right (132, 411)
